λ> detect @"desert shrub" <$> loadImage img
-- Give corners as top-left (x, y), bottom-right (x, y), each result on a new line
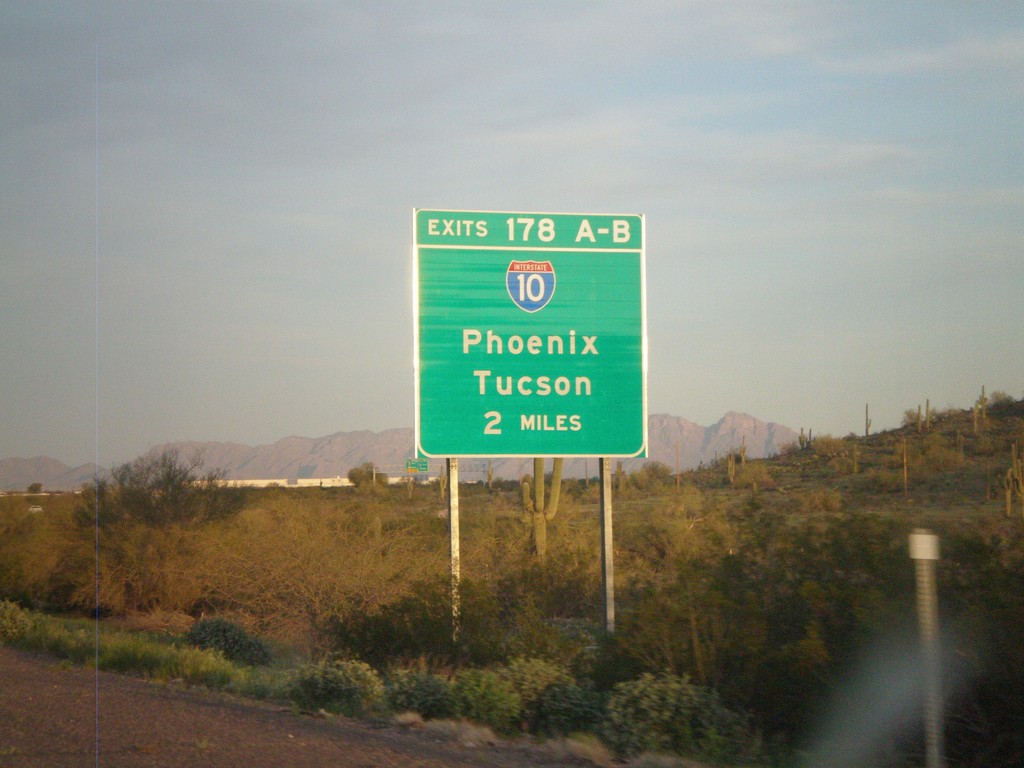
top-left (503, 599), bottom-right (593, 665)
top-left (921, 433), bottom-right (962, 472)
top-left (51, 449), bottom-right (244, 616)
top-left (385, 669), bottom-right (455, 719)
top-left (631, 462), bottom-right (674, 492)
top-left (289, 659), bottom-right (385, 716)
top-left (501, 657), bottom-right (573, 729)
top-left (990, 390), bottom-right (1015, 407)
top-left (811, 435), bottom-right (847, 457)
top-left (735, 463), bottom-right (774, 490)
top-left (859, 468), bottom-right (904, 493)
top-left (535, 680), bottom-right (604, 736)
top-left (185, 617), bottom-right (271, 666)
top-left (0, 600), bottom-right (30, 644)
top-left (84, 448), bottom-right (244, 529)
top-left (600, 673), bottom-right (755, 762)
top-left (797, 488), bottom-right (843, 514)
top-left (452, 668), bottom-right (522, 734)
top-left (331, 576), bottom-right (505, 667)
top-left (972, 434), bottom-right (997, 456)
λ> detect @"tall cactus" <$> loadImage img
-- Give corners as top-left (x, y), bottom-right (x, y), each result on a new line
top-left (1006, 443), bottom-right (1024, 518)
top-left (438, 467), bottom-right (448, 501)
top-left (522, 457), bottom-right (564, 562)
top-left (865, 404), bottom-right (872, 437)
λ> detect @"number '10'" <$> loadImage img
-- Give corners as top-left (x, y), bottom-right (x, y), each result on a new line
top-left (515, 273), bottom-right (547, 302)
top-left (507, 217), bottom-right (555, 242)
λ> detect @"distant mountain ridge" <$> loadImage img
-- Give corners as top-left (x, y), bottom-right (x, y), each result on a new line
top-left (0, 457), bottom-right (101, 492)
top-left (0, 413), bottom-right (798, 491)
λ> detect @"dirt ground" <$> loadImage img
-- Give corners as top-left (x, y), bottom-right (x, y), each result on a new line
top-left (0, 648), bottom-right (600, 768)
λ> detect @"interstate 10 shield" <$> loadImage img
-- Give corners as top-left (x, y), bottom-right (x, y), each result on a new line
top-left (506, 260), bottom-right (555, 312)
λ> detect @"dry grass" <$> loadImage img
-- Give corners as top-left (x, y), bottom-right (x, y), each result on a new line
top-left (113, 610), bottom-right (194, 635)
top-left (421, 719), bottom-right (499, 748)
top-left (541, 734), bottom-right (616, 766)
top-left (628, 753), bottom-right (712, 768)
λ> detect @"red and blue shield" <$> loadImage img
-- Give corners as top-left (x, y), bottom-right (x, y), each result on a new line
top-left (506, 260), bottom-right (556, 313)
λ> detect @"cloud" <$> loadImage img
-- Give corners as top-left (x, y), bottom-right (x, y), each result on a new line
top-left (824, 32), bottom-right (1024, 75)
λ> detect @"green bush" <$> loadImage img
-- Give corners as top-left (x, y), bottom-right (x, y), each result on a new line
top-left (0, 600), bottom-right (30, 644)
top-left (535, 681), bottom-right (604, 736)
top-left (501, 657), bottom-right (572, 730)
top-left (19, 619), bottom-right (94, 664)
top-left (452, 668), bottom-right (522, 734)
top-left (385, 669), bottom-right (455, 719)
top-left (290, 659), bottom-right (384, 716)
top-left (98, 632), bottom-right (171, 675)
top-left (330, 577), bottom-right (506, 667)
top-left (184, 617), bottom-right (271, 666)
top-left (600, 673), bottom-right (755, 763)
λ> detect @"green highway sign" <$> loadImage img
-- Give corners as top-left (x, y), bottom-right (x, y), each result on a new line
top-left (414, 209), bottom-right (647, 458)
top-left (405, 458), bottom-right (429, 473)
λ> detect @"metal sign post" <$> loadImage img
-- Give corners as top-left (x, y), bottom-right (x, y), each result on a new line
top-left (448, 458), bottom-right (460, 646)
top-left (599, 457), bottom-right (615, 633)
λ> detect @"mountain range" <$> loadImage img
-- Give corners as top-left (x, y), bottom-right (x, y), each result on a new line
top-left (1, 412), bottom-right (798, 491)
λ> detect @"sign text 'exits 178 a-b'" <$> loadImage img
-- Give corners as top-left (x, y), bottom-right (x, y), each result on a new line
top-left (414, 209), bottom-right (647, 458)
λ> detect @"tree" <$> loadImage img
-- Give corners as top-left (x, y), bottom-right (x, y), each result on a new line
top-left (26, 482), bottom-right (42, 494)
top-left (522, 457), bottom-right (564, 563)
top-left (62, 448), bottom-right (245, 614)
top-left (348, 462), bottom-right (385, 491)
top-left (79, 448), bottom-right (243, 529)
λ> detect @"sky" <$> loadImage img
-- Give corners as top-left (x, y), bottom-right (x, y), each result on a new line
top-left (2, 1), bottom-right (1022, 468)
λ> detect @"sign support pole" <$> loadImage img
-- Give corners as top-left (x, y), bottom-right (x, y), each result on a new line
top-left (599, 457), bottom-right (615, 633)
top-left (447, 458), bottom-right (461, 647)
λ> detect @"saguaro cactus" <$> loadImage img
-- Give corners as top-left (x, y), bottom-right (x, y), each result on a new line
top-left (1006, 443), bottom-right (1024, 518)
top-left (865, 404), bottom-right (872, 437)
top-left (522, 457), bottom-right (564, 562)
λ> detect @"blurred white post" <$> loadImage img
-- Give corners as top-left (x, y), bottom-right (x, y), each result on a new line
top-left (447, 458), bottom-right (460, 646)
top-left (910, 529), bottom-right (944, 768)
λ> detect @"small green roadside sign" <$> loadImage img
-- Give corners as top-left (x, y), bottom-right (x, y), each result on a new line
top-left (414, 209), bottom-right (647, 458)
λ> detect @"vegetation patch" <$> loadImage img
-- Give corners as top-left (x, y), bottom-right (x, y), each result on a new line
top-left (452, 668), bottom-right (523, 735)
top-left (3, 394), bottom-right (1024, 766)
top-left (385, 669), bottom-right (455, 719)
top-left (184, 617), bottom-right (271, 666)
top-left (0, 600), bottom-right (30, 645)
top-left (289, 659), bottom-right (385, 716)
